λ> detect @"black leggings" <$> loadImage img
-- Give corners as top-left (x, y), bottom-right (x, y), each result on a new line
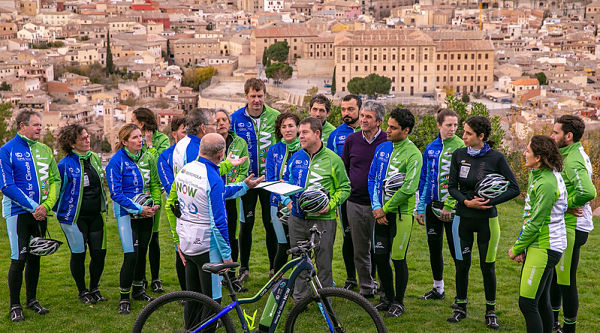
top-left (340, 202), bottom-right (356, 282)
top-left (148, 231), bottom-right (160, 281)
top-left (183, 252), bottom-right (217, 331)
top-left (273, 222), bottom-right (290, 272)
top-left (454, 216), bottom-right (498, 309)
top-left (550, 230), bottom-right (589, 333)
top-left (69, 214), bottom-right (106, 293)
top-left (519, 249), bottom-right (562, 333)
top-left (425, 204), bottom-right (456, 281)
top-left (239, 188), bottom-right (276, 271)
top-left (373, 213), bottom-right (409, 305)
top-left (8, 214), bottom-right (46, 305)
top-left (225, 199), bottom-right (239, 264)
top-left (176, 248), bottom-right (186, 291)
top-left (120, 217), bottom-right (153, 299)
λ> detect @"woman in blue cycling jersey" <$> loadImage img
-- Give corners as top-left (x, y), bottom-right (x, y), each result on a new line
top-left (55, 124), bottom-right (108, 305)
top-left (106, 124), bottom-right (161, 315)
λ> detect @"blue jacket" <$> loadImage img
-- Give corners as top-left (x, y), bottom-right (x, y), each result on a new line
top-left (54, 152), bottom-right (107, 224)
top-left (265, 141), bottom-right (291, 207)
top-left (158, 144), bottom-right (175, 194)
top-left (230, 105), bottom-right (279, 177)
top-left (0, 134), bottom-right (61, 218)
top-left (327, 123), bottom-right (360, 157)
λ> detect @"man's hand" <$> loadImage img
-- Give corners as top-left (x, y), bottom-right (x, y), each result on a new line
top-left (440, 209), bottom-right (452, 222)
top-left (508, 248), bottom-right (525, 263)
top-left (227, 153), bottom-right (248, 167)
top-left (141, 206), bottom-right (155, 217)
top-left (464, 197), bottom-right (491, 210)
top-left (177, 244), bottom-right (186, 266)
top-left (286, 202), bottom-right (292, 211)
top-left (144, 130), bottom-right (153, 147)
top-left (318, 205), bottom-right (329, 215)
top-left (567, 207), bottom-right (583, 217)
top-left (223, 258), bottom-right (233, 264)
top-left (243, 174), bottom-right (265, 189)
top-left (372, 208), bottom-right (387, 225)
top-left (33, 205), bottom-right (47, 221)
top-left (416, 213), bottom-right (425, 225)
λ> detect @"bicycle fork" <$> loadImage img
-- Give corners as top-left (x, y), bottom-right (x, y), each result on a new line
top-left (310, 273), bottom-right (343, 333)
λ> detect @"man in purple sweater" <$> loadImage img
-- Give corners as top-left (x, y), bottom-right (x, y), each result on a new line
top-left (341, 100), bottom-right (387, 298)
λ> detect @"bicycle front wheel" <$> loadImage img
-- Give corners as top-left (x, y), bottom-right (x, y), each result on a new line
top-left (285, 287), bottom-right (387, 333)
top-left (132, 290), bottom-right (236, 333)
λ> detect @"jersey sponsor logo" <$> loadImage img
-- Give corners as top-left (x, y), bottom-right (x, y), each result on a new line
top-left (176, 181), bottom-right (198, 197)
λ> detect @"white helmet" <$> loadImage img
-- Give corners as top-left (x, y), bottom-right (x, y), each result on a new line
top-left (476, 173), bottom-right (509, 199)
top-left (29, 237), bottom-right (62, 256)
top-left (383, 173), bottom-right (406, 199)
top-left (130, 193), bottom-right (154, 219)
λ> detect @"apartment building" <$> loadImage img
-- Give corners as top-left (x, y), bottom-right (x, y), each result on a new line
top-left (173, 38), bottom-right (221, 66)
top-left (251, 26), bottom-right (318, 64)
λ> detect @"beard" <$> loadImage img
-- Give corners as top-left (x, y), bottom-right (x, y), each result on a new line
top-left (557, 137), bottom-right (568, 148)
top-left (343, 116), bottom-right (359, 126)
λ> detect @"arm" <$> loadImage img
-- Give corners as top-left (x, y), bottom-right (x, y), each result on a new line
top-left (565, 161), bottom-right (596, 208)
top-left (218, 160), bottom-right (233, 176)
top-left (265, 146), bottom-right (276, 182)
top-left (0, 147), bottom-right (39, 212)
top-left (234, 141), bottom-right (250, 183)
top-left (157, 152), bottom-right (174, 194)
top-left (224, 181), bottom-right (249, 200)
top-left (341, 135), bottom-right (350, 173)
top-left (208, 178), bottom-right (232, 261)
top-left (146, 132), bottom-right (170, 158)
top-left (368, 151), bottom-right (383, 210)
top-left (328, 156), bottom-right (351, 210)
top-left (487, 153), bottom-right (521, 206)
top-left (41, 155), bottom-right (61, 212)
top-left (448, 150), bottom-right (467, 204)
top-left (512, 180), bottom-right (555, 255)
top-left (165, 181), bottom-right (179, 244)
top-left (105, 162), bottom-right (143, 214)
top-left (149, 158), bottom-right (162, 207)
top-left (326, 131), bottom-right (335, 152)
top-left (383, 150), bottom-right (423, 213)
top-left (416, 153), bottom-right (430, 214)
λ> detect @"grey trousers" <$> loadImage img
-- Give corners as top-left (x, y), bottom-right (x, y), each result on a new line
top-left (347, 201), bottom-right (376, 294)
top-left (288, 215), bottom-right (337, 300)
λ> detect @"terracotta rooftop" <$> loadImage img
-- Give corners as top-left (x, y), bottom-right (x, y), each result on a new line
top-left (252, 26), bottom-right (318, 38)
top-left (511, 78), bottom-right (539, 86)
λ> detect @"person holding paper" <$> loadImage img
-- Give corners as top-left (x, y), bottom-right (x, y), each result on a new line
top-left (282, 117), bottom-right (351, 301)
top-left (266, 112), bottom-right (301, 272)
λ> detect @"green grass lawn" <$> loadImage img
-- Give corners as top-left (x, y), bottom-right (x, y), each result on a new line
top-left (0, 199), bottom-right (599, 332)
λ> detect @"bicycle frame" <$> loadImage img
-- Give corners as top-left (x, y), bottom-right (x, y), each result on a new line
top-left (195, 252), bottom-right (317, 333)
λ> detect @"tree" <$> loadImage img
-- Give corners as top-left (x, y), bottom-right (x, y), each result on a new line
top-left (265, 41), bottom-right (289, 63)
top-left (106, 33), bottom-right (114, 75)
top-left (345, 74), bottom-right (391, 98)
top-left (446, 95), bottom-right (505, 150)
top-left (182, 66), bottom-right (217, 91)
top-left (0, 82), bottom-right (10, 91)
top-left (206, 23), bottom-right (213, 31)
top-left (164, 39), bottom-right (171, 64)
top-left (331, 67), bottom-right (336, 95)
top-left (535, 72), bottom-right (547, 85)
top-left (0, 102), bottom-right (15, 144)
top-left (461, 93), bottom-right (470, 103)
top-left (265, 62), bottom-right (292, 85)
top-left (42, 127), bottom-right (54, 149)
top-left (101, 137), bottom-right (112, 153)
top-left (262, 51), bottom-right (268, 67)
top-left (409, 114), bottom-right (438, 152)
top-left (347, 77), bottom-right (364, 95)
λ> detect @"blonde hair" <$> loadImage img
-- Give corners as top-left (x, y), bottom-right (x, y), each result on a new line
top-left (115, 123), bottom-right (141, 152)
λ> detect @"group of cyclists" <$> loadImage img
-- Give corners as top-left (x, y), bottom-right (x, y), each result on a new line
top-left (0, 77), bottom-right (595, 333)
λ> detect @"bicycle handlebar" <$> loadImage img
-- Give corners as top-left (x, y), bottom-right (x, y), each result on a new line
top-left (286, 224), bottom-right (323, 255)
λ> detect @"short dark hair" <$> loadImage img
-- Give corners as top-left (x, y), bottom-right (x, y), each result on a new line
top-left (341, 94), bottom-right (362, 110)
top-left (299, 117), bottom-right (322, 136)
top-left (556, 115), bottom-right (585, 143)
top-left (465, 116), bottom-right (494, 147)
top-left (389, 108), bottom-right (415, 134)
top-left (309, 94), bottom-right (331, 113)
top-left (244, 78), bottom-right (266, 95)
top-left (436, 108), bottom-right (458, 125)
top-left (133, 107), bottom-right (158, 132)
top-left (274, 112), bottom-right (300, 141)
top-left (15, 109), bottom-right (41, 129)
top-left (170, 116), bottom-right (186, 132)
top-left (57, 124), bottom-right (87, 155)
top-left (530, 135), bottom-right (563, 172)
top-left (186, 108), bottom-right (216, 135)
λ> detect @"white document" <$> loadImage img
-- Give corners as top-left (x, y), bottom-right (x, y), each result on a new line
top-left (255, 181), bottom-right (304, 196)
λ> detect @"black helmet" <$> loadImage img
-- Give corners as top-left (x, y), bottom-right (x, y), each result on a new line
top-left (476, 173), bottom-right (509, 199)
top-left (383, 173), bottom-right (406, 199)
top-left (29, 237), bottom-right (62, 256)
top-left (130, 193), bottom-right (154, 219)
top-left (298, 188), bottom-right (329, 214)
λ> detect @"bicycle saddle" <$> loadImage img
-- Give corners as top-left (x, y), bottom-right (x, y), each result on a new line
top-left (202, 262), bottom-right (241, 274)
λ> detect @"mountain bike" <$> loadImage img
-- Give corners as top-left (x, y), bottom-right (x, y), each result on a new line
top-left (132, 224), bottom-right (387, 332)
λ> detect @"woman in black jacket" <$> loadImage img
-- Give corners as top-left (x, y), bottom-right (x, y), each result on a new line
top-left (447, 116), bottom-right (520, 329)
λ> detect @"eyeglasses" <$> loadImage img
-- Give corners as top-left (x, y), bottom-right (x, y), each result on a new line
top-left (205, 123), bottom-right (218, 127)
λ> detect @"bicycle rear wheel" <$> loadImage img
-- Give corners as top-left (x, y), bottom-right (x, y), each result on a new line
top-left (284, 287), bottom-right (387, 333)
top-left (132, 290), bottom-right (236, 333)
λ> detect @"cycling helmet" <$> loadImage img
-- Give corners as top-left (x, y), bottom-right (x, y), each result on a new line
top-left (130, 193), bottom-right (154, 219)
top-left (476, 173), bottom-right (509, 199)
top-left (29, 237), bottom-right (62, 256)
top-left (383, 173), bottom-right (406, 199)
top-left (298, 188), bottom-right (329, 214)
top-left (277, 204), bottom-right (290, 224)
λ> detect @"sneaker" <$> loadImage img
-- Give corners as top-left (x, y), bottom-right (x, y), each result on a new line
top-left (447, 308), bottom-right (467, 323)
top-left (553, 321), bottom-right (564, 333)
top-left (419, 288), bottom-right (445, 300)
top-left (485, 310), bottom-right (499, 330)
top-left (9, 305), bottom-right (24, 322)
top-left (385, 303), bottom-right (405, 317)
top-left (78, 290), bottom-right (97, 305)
top-left (118, 300), bottom-right (131, 315)
top-left (231, 279), bottom-right (248, 293)
top-left (237, 269), bottom-right (250, 283)
top-left (26, 299), bottom-right (49, 315)
top-left (132, 291), bottom-right (154, 302)
top-left (90, 288), bottom-right (107, 302)
top-left (342, 280), bottom-right (358, 291)
top-left (151, 280), bottom-right (165, 293)
top-left (374, 301), bottom-right (391, 312)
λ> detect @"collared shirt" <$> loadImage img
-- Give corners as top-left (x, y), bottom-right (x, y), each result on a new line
top-left (362, 128), bottom-right (382, 145)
